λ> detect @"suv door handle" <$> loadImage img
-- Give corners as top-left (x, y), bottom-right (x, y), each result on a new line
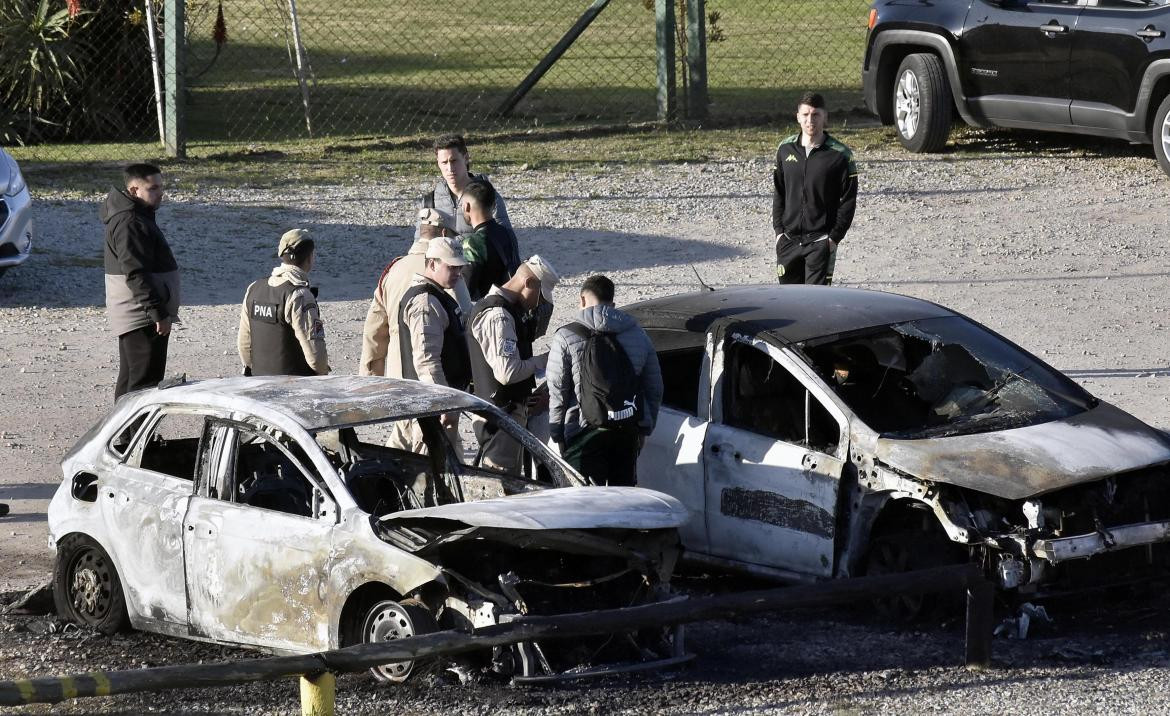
top-left (1136, 26), bottom-right (1165, 40)
top-left (1039, 22), bottom-right (1068, 34)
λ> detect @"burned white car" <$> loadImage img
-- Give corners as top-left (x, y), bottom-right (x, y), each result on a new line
top-left (628, 285), bottom-right (1170, 605)
top-left (47, 376), bottom-right (688, 682)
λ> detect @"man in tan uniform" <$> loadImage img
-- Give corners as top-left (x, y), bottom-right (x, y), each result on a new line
top-left (238, 229), bottom-right (329, 376)
top-left (391, 237), bottom-right (472, 452)
top-left (467, 255), bottom-right (560, 473)
top-left (359, 208), bottom-right (472, 377)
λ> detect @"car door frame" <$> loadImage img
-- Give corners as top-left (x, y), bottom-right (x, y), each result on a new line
top-left (100, 404), bottom-right (214, 636)
top-left (700, 323), bottom-right (851, 580)
top-left (637, 328), bottom-right (715, 553)
top-left (183, 417), bottom-right (340, 652)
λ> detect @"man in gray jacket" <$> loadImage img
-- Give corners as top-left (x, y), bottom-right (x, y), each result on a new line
top-left (547, 275), bottom-right (663, 486)
top-left (101, 163), bottom-right (180, 399)
top-left (415, 134), bottom-right (515, 240)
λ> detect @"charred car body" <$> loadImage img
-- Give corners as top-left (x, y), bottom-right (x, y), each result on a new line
top-left (627, 285), bottom-right (1170, 599)
top-left (47, 376), bottom-right (688, 682)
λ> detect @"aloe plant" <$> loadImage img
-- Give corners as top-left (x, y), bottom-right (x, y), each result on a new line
top-left (0, 0), bottom-right (93, 142)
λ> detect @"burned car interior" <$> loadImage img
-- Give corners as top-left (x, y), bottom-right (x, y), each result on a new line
top-left (800, 316), bottom-right (1097, 439)
top-left (317, 409), bottom-right (575, 518)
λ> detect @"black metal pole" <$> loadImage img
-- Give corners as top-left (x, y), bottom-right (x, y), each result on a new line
top-left (495, 0), bottom-right (613, 117)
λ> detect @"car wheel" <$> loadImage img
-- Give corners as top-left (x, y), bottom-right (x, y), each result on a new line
top-left (52, 534), bottom-right (129, 634)
top-left (864, 517), bottom-right (966, 622)
top-left (1153, 94), bottom-right (1170, 178)
top-left (359, 599), bottom-right (437, 682)
top-left (893, 53), bottom-right (952, 153)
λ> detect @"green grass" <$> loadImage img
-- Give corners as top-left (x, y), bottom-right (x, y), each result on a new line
top-left (13, 0), bottom-right (870, 159)
top-left (17, 122), bottom-right (893, 193)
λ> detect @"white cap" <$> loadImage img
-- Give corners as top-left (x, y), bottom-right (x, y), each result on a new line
top-left (525, 254), bottom-right (560, 302)
top-left (424, 236), bottom-right (468, 266)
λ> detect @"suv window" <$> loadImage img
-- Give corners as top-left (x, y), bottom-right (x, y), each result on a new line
top-left (723, 341), bottom-right (839, 454)
top-left (132, 412), bottom-right (207, 480)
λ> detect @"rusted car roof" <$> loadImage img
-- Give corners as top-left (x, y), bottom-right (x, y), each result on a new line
top-left (624, 284), bottom-right (954, 344)
top-left (149, 375), bottom-right (485, 430)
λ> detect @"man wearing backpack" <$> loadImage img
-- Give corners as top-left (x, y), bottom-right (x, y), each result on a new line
top-left (547, 275), bottom-right (663, 486)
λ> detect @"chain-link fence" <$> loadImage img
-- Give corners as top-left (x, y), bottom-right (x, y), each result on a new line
top-left (4, 0), bottom-right (868, 161)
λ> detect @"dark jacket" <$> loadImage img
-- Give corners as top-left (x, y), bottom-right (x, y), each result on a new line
top-left (461, 219), bottom-right (521, 301)
top-left (244, 279), bottom-right (316, 376)
top-left (101, 188), bottom-right (180, 336)
top-left (771, 132), bottom-right (859, 243)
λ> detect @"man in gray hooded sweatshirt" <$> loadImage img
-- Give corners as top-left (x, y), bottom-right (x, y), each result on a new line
top-left (101, 163), bottom-right (180, 399)
top-left (547, 275), bottom-right (663, 486)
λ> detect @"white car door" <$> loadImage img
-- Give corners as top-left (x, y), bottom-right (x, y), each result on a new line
top-left (104, 408), bottom-right (207, 630)
top-left (702, 332), bottom-right (848, 579)
top-left (637, 330), bottom-right (713, 552)
top-left (183, 421), bottom-right (338, 652)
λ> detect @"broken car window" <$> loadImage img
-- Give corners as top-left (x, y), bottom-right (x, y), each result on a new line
top-left (133, 411), bottom-right (207, 480)
top-left (803, 316), bottom-right (1095, 439)
top-left (229, 427), bottom-right (318, 518)
top-left (723, 341), bottom-right (840, 453)
top-left (658, 347), bottom-right (704, 415)
top-left (315, 418), bottom-right (445, 516)
top-left (109, 410), bottom-right (151, 457)
top-left (313, 408), bottom-right (571, 518)
top-left (647, 328), bottom-right (706, 415)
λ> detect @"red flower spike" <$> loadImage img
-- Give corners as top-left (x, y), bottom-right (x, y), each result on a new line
top-left (213, 0), bottom-right (227, 46)
top-left (66, 0), bottom-right (81, 18)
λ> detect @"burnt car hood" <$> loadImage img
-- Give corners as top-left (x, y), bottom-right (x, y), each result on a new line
top-left (874, 401), bottom-right (1170, 500)
top-left (377, 486), bottom-right (688, 531)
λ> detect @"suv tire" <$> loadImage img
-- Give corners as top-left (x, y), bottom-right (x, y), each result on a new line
top-left (893, 53), bottom-right (952, 153)
top-left (1154, 94), bottom-right (1170, 178)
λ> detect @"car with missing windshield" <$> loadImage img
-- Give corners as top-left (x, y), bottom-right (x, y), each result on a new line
top-left (628, 285), bottom-right (1170, 613)
top-left (0, 147), bottom-right (34, 278)
top-left (47, 376), bottom-right (688, 683)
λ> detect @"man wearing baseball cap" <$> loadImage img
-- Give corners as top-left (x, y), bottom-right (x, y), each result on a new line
top-left (359, 208), bottom-right (471, 377)
top-left (467, 254), bottom-right (560, 473)
top-left (237, 228), bottom-right (329, 376)
top-left (390, 236), bottom-right (473, 451)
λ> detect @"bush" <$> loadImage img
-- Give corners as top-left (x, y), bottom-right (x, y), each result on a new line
top-left (0, 0), bottom-right (153, 144)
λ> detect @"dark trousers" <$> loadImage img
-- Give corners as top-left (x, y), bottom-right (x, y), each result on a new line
top-left (776, 235), bottom-right (832, 285)
top-left (115, 324), bottom-right (169, 399)
top-left (475, 402), bottom-right (528, 475)
top-left (563, 427), bottom-right (640, 487)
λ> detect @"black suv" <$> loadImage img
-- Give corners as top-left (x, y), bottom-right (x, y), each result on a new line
top-left (862, 0), bottom-right (1170, 176)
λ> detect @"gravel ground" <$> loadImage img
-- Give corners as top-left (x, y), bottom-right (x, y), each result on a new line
top-left (1, 131), bottom-right (1169, 713)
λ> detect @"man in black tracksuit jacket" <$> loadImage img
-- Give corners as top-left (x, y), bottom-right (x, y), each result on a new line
top-left (772, 92), bottom-right (859, 285)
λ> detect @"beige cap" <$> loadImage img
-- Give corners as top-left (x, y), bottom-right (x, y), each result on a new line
top-left (425, 236), bottom-right (468, 266)
top-left (277, 228), bottom-right (312, 257)
top-left (525, 254), bottom-right (560, 302)
top-left (417, 207), bottom-right (449, 228)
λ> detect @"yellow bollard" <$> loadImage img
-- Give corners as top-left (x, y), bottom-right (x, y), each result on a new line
top-left (299, 671), bottom-right (335, 716)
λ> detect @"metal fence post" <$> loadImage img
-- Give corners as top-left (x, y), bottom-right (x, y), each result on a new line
top-left (685, 0), bottom-right (707, 120)
top-left (655, 0), bottom-right (676, 121)
top-left (163, 0), bottom-right (186, 158)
